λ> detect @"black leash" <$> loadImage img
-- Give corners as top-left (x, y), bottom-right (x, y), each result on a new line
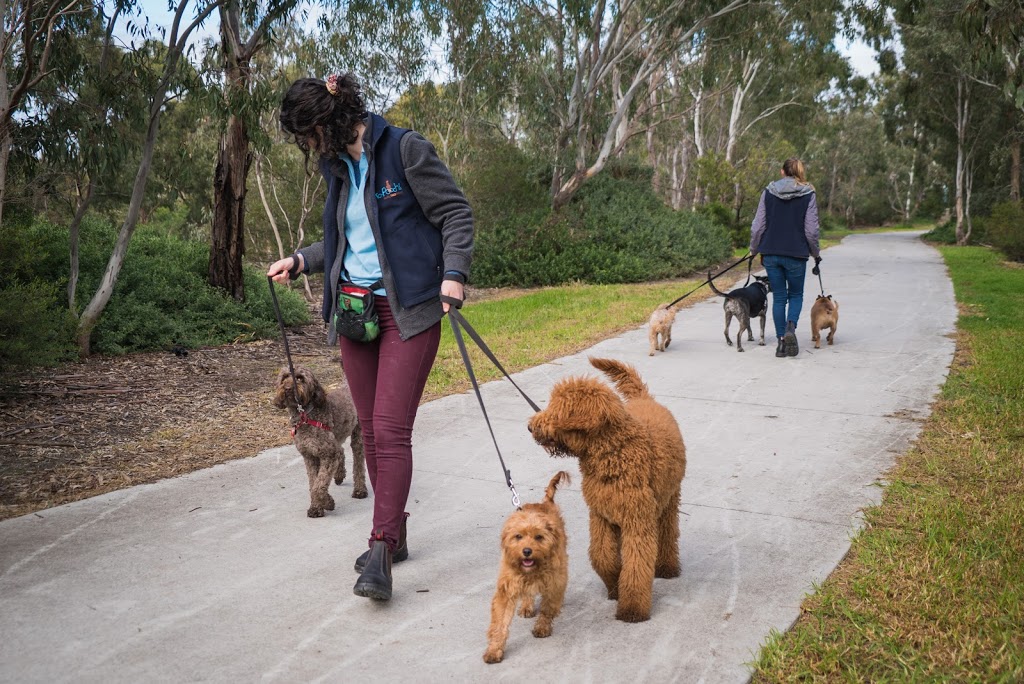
top-left (441, 294), bottom-right (542, 509)
top-left (267, 275), bottom-right (303, 412)
top-left (667, 253), bottom-right (754, 308)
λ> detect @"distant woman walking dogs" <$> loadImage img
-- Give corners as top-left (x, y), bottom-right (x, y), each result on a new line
top-left (267, 73), bottom-right (474, 601)
top-left (749, 158), bottom-right (821, 358)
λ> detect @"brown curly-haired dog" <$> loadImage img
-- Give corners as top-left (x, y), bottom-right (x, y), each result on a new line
top-left (528, 357), bottom-right (686, 623)
top-left (483, 471), bottom-right (570, 664)
top-left (272, 366), bottom-right (368, 517)
top-left (648, 303), bottom-right (680, 356)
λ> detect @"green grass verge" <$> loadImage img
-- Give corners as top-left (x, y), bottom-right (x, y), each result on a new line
top-left (751, 246), bottom-right (1024, 682)
top-left (423, 273), bottom-right (731, 400)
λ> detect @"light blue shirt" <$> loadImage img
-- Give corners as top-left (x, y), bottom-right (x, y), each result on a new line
top-left (340, 152), bottom-right (385, 294)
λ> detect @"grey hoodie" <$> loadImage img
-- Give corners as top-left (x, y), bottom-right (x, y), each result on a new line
top-left (766, 177), bottom-right (815, 200)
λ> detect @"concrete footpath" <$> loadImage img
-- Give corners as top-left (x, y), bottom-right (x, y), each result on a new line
top-left (0, 231), bottom-right (957, 683)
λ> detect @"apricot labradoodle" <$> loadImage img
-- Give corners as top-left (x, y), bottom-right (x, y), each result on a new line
top-left (484, 471), bottom-right (571, 664)
top-left (272, 366), bottom-right (367, 517)
top-left (528, 357), bottom-right (686, 623)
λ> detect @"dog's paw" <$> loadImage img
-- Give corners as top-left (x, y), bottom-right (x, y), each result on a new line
top-left (519, 603), bottom-right (536, 619)
top-left (606, 588), bottom-right (618, 601)
top-left (759, 340), bottom-right (766, 346)
top-left (648, 351), bottom-right (655, 356)
top-left (307, 506), bottom-right (325, 518)
top-left (352, 487), bottom-right (369, 499)
top-left (324, 495), bottom-right (336, 511)
top-left (334, 475), bottom-right (345, 485)
top-left (532, 622), bottom-right (552, 638)
top-left (615, 606), bottom-right (650, 623)
top-left (655, 565), bottom-right (681, 579)
top-left (737, 347), bottom-right (745, 352)
top-left (483, 648), bottom-right (504, 664)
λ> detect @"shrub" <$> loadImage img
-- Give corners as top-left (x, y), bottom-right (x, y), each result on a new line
top-left (0, 280), bottom-right (77, 370)
top-left (2, 216), bottom-right (310, 360)
top-left (984, 201), bottom-right (1024, 262)
top-left (472, 168), bottom-right (732, 286)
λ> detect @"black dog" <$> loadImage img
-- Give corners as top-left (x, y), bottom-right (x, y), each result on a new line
top-left (708, 274), bottom-right (771, 352)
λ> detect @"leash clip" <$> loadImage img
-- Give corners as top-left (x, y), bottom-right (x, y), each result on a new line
top-left (509, 482), bottom-right (522, 509)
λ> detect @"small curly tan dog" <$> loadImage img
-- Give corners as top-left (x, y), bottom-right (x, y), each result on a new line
top-left (483, 471), bottom-right (570, 664)
top-left (272, 366), bottom-right (368, 517)
top-left (648, 303), bottom-right (679, 356)
top-left (809, 294), bottom-right (839, 348)
top-left (528, 357), bottom-right (686, 623)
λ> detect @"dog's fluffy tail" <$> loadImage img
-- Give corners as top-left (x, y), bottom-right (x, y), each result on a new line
top-left (589, 357), bottom-right (650, 400)
top-left (544, 471), bottom-right (571, 504)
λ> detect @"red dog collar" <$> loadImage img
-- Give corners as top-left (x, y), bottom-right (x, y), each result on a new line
top-left (290, 412), bottom-right (332, 437)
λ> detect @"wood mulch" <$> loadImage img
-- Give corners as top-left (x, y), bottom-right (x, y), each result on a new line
top-left (0, 286), bottom-right (516, 521)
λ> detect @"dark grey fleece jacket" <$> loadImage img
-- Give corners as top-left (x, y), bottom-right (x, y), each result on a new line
top-left (297, 115), bottom-right (474, 343)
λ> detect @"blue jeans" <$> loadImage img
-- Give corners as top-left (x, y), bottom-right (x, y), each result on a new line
top-left (762, 255), bottom-right (807, 339)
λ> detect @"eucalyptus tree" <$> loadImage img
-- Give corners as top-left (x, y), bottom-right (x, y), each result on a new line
top-left (684, 0), bottom-right (846, 217)
top-left (207, 0), bottom-right (301, 301)
top-left (960, 0), bottom-right (1024, 200)
top-left (75, 0), bottom-right (221, 355)
top-left (18, 3), bottom-right (146, 310)
top-left (0, 0), bottom-right (92, 228)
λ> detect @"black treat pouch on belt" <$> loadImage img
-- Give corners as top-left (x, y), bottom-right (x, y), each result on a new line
top-left (334, 280), bottom-right (382, 342)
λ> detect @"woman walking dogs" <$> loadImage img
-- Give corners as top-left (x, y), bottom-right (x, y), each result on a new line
top-left (268, 73), bottom-right (474, 601)
top-left (749, 158), bottom-right (821, 358)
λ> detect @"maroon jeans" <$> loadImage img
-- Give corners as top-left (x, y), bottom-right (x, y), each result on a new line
top-left (338, 296), bottom-right (440, 553)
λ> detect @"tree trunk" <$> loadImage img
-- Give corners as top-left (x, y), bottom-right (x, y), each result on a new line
top-left (0, 0), bottom-right (9, 231)
top-left (1010, 134), bottom-right (1021, 202)
top-left (77, 108), bottom-right (162, 357)
top-left (954, 77), bottom-right (970, 246)
top-left (209, 112), bottom-right (251, 300)
top-left (68, 178), bottom-right (96, 311)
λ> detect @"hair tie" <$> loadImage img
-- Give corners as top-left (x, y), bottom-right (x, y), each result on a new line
top-left (325, 74), bottom-right (340, 96)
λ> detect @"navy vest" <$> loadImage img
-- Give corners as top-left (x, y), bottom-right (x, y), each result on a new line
top-left (758, 191), bottom-right (814, 259)
top-left (318, 114), bottom-right (444, 321)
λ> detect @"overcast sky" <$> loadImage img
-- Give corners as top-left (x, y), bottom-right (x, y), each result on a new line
top-left (130, 0), bottom-right (880, 79)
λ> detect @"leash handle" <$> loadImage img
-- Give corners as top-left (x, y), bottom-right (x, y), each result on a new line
top-left (444, 304), bottom-right (521, 509)
top-left (267, 276), bottom-right (303, 412)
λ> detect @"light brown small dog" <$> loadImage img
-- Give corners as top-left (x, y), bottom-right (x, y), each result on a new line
top-left (272, 366), bottom-right (368, 517)
top-left (528, 357), bottom-right (686, 623)
top-left (483, 471), bottom-right (570, 664)
top-left (648, 303), bottom-right (680, 356)
top-left (809, 294), bottom-right (839, 348)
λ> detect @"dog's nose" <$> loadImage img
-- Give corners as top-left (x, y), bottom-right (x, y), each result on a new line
top-left (522, 548), bottom-right (532, 557)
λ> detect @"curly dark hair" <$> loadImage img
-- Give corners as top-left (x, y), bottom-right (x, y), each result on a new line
top-left (279, 74), bottom-right (367, 167)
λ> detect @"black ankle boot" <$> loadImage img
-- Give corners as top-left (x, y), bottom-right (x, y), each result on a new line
top-left (353, 536), bottom-right (392, 601)
top-left (354, 514), bottom-right (408, 573)
top-left (776, 337), bottom-right (787, 357)
top-left (784, 321), bottom-right (799, 357)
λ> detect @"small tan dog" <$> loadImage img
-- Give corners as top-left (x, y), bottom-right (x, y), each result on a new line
top-left (809, 294), bottom-right (839, 348)
top-left (528, 357), bottom-right (686, 623)
top-left (483, 471), bottom-right (570, 664)
top-left (648, 303), bottom-right (679, 356)
top-left (272, 366), bottom-right (368, 517)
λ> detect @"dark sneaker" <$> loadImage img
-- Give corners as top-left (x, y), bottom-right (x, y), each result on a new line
top-left (776, 338), bottom-right (786, 357)
top-left (784, 321), bottom-right (799, 357)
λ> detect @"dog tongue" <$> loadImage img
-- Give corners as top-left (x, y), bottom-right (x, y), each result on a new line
top-left (522, 558), bottom-right (535, 567)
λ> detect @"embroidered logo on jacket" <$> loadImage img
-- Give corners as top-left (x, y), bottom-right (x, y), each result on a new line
top-left (375, 179), bottom-right (404, 200)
